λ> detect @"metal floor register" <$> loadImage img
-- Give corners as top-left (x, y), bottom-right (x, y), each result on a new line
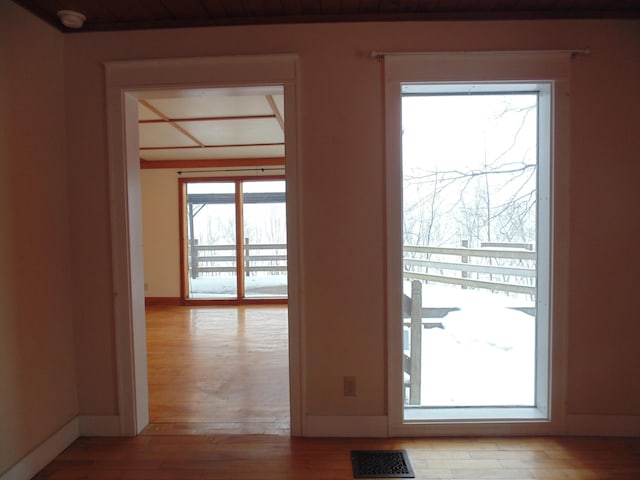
top-left (350, 450), bottom-right (415, 478)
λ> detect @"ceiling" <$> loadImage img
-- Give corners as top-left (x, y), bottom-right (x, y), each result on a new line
top-left (13, 0), bottom-right (640, 33)
top-left (138, 89), bottom-right (285, 168)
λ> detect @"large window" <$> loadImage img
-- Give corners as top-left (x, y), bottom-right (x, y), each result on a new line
top-left (384, 52), bottom-right (570, 433)
top-left (401, 84), bottom-right (546, 418)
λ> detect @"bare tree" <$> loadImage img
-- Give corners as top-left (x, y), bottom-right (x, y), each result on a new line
top-left (403, 96), bottom-right (537, 249)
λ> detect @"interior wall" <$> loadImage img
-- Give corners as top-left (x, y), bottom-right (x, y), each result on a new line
top-left (63, 19), bottom-right (640, 427)
top-left (566, 24), bottom-right (640, 416)
top-left (0, 2), bottom-right (77, 475)
top-left (141, 169), bottom-right (181, 298)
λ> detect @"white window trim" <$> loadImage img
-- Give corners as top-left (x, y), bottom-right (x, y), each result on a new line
top-left (384, 52), bottom-right (571, 436)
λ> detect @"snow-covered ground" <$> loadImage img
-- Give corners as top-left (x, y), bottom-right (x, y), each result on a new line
top-left (190, 274), bottom-right (287, 298)
top-left (190, 275), bottom-right (536, 408)
top-left (405, 283), bottom-right (535, 408)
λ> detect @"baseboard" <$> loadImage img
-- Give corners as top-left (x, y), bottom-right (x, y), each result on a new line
top-left (0, 417), bottom-right (79, 480)
top-left (79, 415), bottom-right (121, 436)
top-left (303, 415), bottom-right (388, 437)
top-left (145, 296), bottom-right (182, 306)
top-left (566, 414), bottom-right (640, 436)
top-left (302, 414), bottom-right (640, 437)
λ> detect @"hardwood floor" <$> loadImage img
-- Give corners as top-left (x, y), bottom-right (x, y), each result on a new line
top-left (143, 305), bottom-right (290, 435)
top-left (35, 435), bottom-right (640, 479)
top-left (34, 306), bottom-right (640, 479)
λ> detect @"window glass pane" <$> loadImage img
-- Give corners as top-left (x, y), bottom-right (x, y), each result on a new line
top-left (242, 180), bottom-right (287, 298)
top-left (402, 90), bottom-right (538, 415)
top-left (186, 181), bottom-right (237, 299)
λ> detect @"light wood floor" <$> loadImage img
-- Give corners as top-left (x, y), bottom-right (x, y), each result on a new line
top-left (143, 305), bottom-right (290, 435)
top-left (35, 305), bottom-right (640, 478)
top-left (35, 435), bottom-right (640, 479)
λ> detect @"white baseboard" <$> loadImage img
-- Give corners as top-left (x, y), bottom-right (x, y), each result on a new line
top-left (566, 414), bottom-right (640, 436)
top-left (79, 415), bottom-right (121, 436)
top-left (302, 414), bottom-right (640, 437)
top-left (303, 415), bottom-right (388, 437)
top-left (0, 417), bottom-right (79, 480)
top-left (0, 415), bottom-right (123, 480)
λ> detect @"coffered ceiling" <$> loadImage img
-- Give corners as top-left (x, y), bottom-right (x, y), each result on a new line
top-left (138, 91), bottom-right (285, 168)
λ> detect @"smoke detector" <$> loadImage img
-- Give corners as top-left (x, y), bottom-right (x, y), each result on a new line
top-left (57, 10), bottom-right (86, 29)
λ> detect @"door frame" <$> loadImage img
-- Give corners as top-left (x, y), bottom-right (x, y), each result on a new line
top-left (384, 51), bottom-right (571, 436)
top-left (105, 55), bottom-right (303, 436)
top-left (179, 175), bottom-right (288, 305)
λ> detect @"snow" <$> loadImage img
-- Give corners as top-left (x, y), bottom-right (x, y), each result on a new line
top-left (420, 306), bottom-right (535, 407)
top-left (190, 274), bottom-right (287, 298)
top-left (405, 282), bottom-right (536, 407)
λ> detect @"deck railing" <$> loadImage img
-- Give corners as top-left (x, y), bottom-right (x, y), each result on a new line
top-left (189, 239), bottom-right (287, 279)
top-left (189, 240), bottom-right (535, 292)
top-left (403, 241), bottom-right (536, 296)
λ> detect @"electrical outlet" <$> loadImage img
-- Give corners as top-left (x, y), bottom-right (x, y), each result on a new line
top-left (344, 376), bottom-right (356, 397)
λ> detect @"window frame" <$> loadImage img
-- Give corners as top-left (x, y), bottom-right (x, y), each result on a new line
top-left (383, 52), bottom-right (571, 436)
top-left (179, 174), bottom-right (288, 305)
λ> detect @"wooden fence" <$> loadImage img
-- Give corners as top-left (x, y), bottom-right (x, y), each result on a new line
top-left (189, 239), bottom-right (287, 279)
top-left (403, 241), bottom-right (536, 296)
top-left (189, 240), bottom-right (535, 293)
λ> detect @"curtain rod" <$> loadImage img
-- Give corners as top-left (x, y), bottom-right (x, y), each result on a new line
top-left (370, 48), bottom-right (591, 61)
top-left (177, 167), bottom-right (283, 175)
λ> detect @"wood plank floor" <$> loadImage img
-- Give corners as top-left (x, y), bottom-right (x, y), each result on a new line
top-left (35, 435), bottom-right (640, 479)
top-left (143, 305), bottom-right (290, 435)
top-left (35, 306), bottom-right (640, 479)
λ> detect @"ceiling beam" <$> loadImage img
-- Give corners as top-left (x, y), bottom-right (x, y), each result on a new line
top-left (140, 142), bottom-right (284, 150)
top-left (266, 95), bottom-right (285, 133)
top-left (139, 114), bottom-right (278, 124)
top-left (139, 99), bottom-right (205, 147)
top-left (140, 157), bottom-right (286, 169)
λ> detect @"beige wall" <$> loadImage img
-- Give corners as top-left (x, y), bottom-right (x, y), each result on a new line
top-left (141, 170), bottom-right (182, 298)
top-left (76, 21), bottom-right (640, 415)
top-left (0, 2), bottom-right (78, 475)
top-left (2, 4), bottom-right (640, 471)
top-left (566, 24), bottom-right (640, 415)
top-left (64, 19), bottom-right (640, 420)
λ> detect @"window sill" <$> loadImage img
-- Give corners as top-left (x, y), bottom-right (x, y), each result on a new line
top-left (404, 406), bottom-right (548, 423)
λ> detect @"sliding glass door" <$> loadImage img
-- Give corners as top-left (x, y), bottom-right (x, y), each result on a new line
top-left (242, 180), bottom-right (288, 298)
top-left (181, 177), bottom-right (287, 303)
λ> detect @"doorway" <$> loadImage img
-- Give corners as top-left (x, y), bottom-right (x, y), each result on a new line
top-left (105, 55), bottom-right (302, 436)
top-left (139, 86), bottom-right (291, 433)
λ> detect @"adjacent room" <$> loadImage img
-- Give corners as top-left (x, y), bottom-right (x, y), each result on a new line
top-left (138, 88), bottom-right (291, 435)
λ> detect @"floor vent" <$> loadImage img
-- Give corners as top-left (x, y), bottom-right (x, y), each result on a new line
top-left (351, 450), bottom-right (415, 478)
